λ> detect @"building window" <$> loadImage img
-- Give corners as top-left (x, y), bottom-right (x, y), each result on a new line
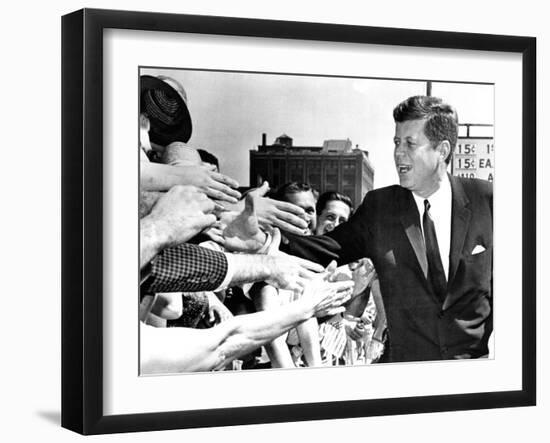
top-left (306, 159), bottom-right (322, 191)
top-left (289, 159), bottom-right (304, 183)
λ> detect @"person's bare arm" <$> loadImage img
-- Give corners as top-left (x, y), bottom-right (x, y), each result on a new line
top-left (140, 161), bottom-right (241, 203)
top-left (140, 278), bottom-right (354, 373)
top-left (227, 252), bottom-right (324, 294)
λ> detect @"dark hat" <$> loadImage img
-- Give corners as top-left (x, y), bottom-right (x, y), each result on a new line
top-left (140, 75), bottom-right (192, 145)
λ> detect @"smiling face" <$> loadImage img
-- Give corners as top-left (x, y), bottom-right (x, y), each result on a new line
top-left (285, 191), bottom-right (317, 234)
top-left (393, 118), bottom-right (447, 198)
top-left (316, 200), bottom-right (351, 235)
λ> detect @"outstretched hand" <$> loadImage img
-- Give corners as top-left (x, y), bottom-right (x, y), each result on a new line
top-left (295, 269), bottom-right (355, 318)
top-left (263, 253), bottom-right (325, 294)
top-left (207, 188), bottom-right (267, 252)
top-left (251, 182), bottom-right (309, 235)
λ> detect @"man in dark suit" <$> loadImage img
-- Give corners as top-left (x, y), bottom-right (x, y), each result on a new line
top-left (283, 95), bottom-right (493, 363)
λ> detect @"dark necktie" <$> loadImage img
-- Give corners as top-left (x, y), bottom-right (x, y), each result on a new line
top-left (423, 199), bottom-right (447, 301)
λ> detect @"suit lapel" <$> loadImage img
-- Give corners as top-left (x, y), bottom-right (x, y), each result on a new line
top-left (445, 175), bottom-right (472, 309)
top-left (399, 191), bottom-right (428, 280)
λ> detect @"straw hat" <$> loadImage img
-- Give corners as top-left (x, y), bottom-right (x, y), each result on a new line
top-left (140, 75), bottom-right (192, 145)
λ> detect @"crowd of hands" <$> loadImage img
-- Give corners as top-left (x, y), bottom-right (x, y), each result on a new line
top-left (139, 142), bottom-right (379, 372)
top-left (141, 160), bottom-right (361, 310)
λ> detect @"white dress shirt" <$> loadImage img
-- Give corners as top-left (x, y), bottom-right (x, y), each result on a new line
top-left (412, 174), bottom-right (452, 280)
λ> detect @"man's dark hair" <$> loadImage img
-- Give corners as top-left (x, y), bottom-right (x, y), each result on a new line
top-left (197, 148), bottom-right (219, 170)
top-left (274, 182), bottom-right (315, 202)
top-left (316, 191), bottom-right (353, 215)
top-left (393, 95), bottom-right (458, 164)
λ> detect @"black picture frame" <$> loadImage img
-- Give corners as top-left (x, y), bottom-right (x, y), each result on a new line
top-left (61, 8), bottom-right (536, 435)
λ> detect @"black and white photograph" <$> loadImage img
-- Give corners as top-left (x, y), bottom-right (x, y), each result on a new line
top-left (138, 67), bottom-right (495, 374)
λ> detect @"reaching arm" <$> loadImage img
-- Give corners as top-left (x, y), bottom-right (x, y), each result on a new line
top-left (142, 224), bottom-right (326, 295)
top-left (228, 253), bottom-right (324, 294)
top-left (141, 245), bottom-right (325, 295)
top-left (140, 278), bottom-right (354, 373)
top-left (140, 161), bottom-right (241, 203)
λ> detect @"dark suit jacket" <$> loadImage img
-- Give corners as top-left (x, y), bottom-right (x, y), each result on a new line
top-left (286, 175), bottom-right (493, 362)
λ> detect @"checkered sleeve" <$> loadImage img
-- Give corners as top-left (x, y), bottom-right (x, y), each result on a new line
top-left (141, 243), bottom-right (228, 294)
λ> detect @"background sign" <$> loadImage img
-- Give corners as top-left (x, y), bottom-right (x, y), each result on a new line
top-left (452, 138), bottom-right (494, 182)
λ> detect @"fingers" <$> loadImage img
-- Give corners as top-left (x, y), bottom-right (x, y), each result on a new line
top-left (205, 225), bottom-right (224, 237)
top-left (320, 280), bottom-right (353, 308)
top-left (212, 202), bottom-right (228, 217)
top-left (271, 209), bottom-right (308, 230)
top-left (209, 170), bottom-right (240, 190)
top-left (294, 257), bottom-right (325, 273)
top-left (323, 260), bottom-right (338, 281)
top-left (267, 227), bottom-right (281, 254)
top-left (195, 214), bottom-right (218, 231)
top-left (332, 290), bottom-right (352, 307)
top-left (253, 181), bottom-right (270, 198)
top-left (268, 272), bottom-right (307, 293)
top-left (331, 279), bottom-right (355, 294)
top-left (320, 307), bottom-right (346, 317)
top-left (273, 209), bottom-right (308, 226)
top-left (272, 200), bottom-right (306, 217)
top-left (297, 268), bottom-right (319, 281)
top-left (206, 231), bottom-right (225, 245)
top-left (270, 219), bottom-right (310, 236)
top-left (205, 185), bottom-right (241, 204)
top-left (283, 281), bottom-right (303, 295)
top-left (199, 195), bottom-right (216, 213)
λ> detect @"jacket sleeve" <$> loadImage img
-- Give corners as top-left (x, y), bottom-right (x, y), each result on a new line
top-left (140, 243), bottom-right (228, 294)
top-left (283, 192), bottom-right (374, 266)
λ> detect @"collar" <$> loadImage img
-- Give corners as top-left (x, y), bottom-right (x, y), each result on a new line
top-left (412, 173), bottom-right (451, 215)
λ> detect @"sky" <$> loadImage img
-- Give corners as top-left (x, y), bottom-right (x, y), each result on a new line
top-left (142, 67), bottom-right (494, 190)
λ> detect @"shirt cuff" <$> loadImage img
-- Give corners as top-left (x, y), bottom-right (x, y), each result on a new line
top-left (215, 252), bottom-right (235, 291)
top-left (199, 240), bottom-right (232, 291)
